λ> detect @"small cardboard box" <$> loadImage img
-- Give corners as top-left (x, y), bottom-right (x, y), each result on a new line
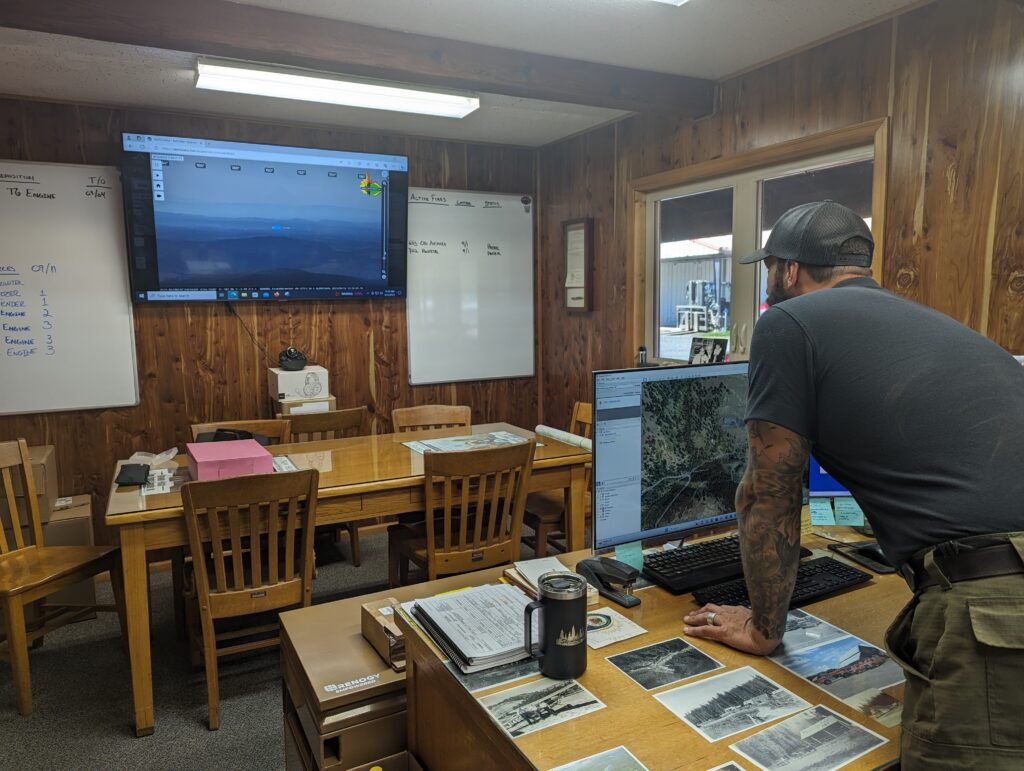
top-left (275, 394), bottom-right (337, 416)
top-left (361, 598), bottom-right (406, 672)
top-left (186, 439), bottom-right (274, 481)
top-left (268, 365), bottom-right (329, 402)
top-left (42, 495), bottom-right (97, 610)
top-left (0, 444), bottom-right (58, 524)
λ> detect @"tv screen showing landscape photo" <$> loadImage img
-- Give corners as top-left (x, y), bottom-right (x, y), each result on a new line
top-left (122, 133), bottom-right (408, 301)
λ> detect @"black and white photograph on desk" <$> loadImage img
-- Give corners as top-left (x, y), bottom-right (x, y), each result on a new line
top-left (768, 610), bottom-right (848, 656)
top-left (607, 637), bottom-right (723, 690)
top-left (445, 656), bottom-right (541, 694)
top-left (549, 745), bottom-right (649, 771)
top-left (478, 677), bottom-right (605, 739)
top-left (769, 635), bottom-right (904, 701)
top-left (730, 705), bottom-right (887, 771)
top-left (655, 666), bottom-right (810, 742)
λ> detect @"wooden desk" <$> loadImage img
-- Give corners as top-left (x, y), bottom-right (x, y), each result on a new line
top-left (399, 541), bottom-right (912, 771)
top-left (103, 423), bottom-right (590, 736)
top-left (279, 552), bottom-right (588, 770)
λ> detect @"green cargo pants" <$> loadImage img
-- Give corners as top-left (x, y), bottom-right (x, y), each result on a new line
top-left (885, 533), bottom-right (1024, 770)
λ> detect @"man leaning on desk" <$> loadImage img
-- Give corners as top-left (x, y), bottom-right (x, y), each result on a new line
top-left (682, 201), bottom-right (1024, 769)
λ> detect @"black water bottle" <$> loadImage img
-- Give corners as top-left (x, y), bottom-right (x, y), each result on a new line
top-left (523, 572), bottom-right (588, 680)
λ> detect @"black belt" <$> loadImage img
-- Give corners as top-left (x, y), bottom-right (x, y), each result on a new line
top-left (899, 542), bottom-right (1024, 592)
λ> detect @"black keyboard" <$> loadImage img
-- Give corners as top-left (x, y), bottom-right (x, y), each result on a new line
top-left (691, 556), bottom-right (872, 608)
top-left (642, 534), bottom-right (747, 594)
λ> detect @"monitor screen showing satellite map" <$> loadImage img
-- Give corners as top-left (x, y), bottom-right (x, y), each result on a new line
top-left (593, 363), bottom-right (749, 550)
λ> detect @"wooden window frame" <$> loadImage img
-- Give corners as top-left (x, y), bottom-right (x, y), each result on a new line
top-left (626, 118), bottom-right (890, 362)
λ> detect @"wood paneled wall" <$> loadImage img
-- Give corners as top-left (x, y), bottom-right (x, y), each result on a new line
top-left (0, 100), bottom-right (537, 541)
top-left (538, 0), bottom-right (1024, 427)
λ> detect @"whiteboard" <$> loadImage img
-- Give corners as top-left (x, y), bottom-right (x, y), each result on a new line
top-left (406, 188), bottom-right (534, 384)
top-left (0, 160), bottom-right (138, 415)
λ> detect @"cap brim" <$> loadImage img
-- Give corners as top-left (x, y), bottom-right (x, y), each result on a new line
top-left (739, 247), bottom-right (770, 265)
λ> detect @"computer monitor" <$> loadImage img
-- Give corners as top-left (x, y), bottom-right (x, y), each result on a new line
top-left (808, 456), bottom-right (852, 498)
top-left (592, 362), bottom-right (750, 551)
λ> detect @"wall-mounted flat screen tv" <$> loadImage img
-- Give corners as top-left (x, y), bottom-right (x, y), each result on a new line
top-left (121, 133), bottom-right (408, 301)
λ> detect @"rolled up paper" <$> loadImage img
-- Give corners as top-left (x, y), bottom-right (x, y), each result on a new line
top-left (534, 424), bottom-right (592, 452)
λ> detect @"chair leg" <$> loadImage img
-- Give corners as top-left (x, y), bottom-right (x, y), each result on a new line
top-left (29, 601), bottom-right (44, 649)
top-left (171, 550), bottom-right (187, 641)
top-left (110, 560), bottom-right (129, 647)
top-left (534, 521), bottom-right (554, 557)
top-left (2, 597), bottom-right (32, 715)
top-left (347, 522), bottom-right (362, 567)
top-left (199, 611), bottom-right (220, 730)
top-left (388, 537), bottom-right (401, 588)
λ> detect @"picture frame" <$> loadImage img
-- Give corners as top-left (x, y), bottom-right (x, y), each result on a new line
top-left (563, 218), bottom-right (593, 312)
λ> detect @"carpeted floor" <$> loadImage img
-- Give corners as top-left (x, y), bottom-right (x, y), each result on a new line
top-left (0, 528), bottom-right (552, 769)
top-left (0, 532), bottom-right (400, 769)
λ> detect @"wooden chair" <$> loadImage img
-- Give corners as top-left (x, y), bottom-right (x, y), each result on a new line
top-left (189, 419), bottom-right (292, 445)
top-left (181, 469), bottom-right (318, 730)
top-left (388, 440), bottom-right (535, 586)
top-left (524, 402), bottom-right (592, 556)
top-left (0, 439), bottom-right (126, 715)
top-left (278, 407), bottom-right (371, 565)
top-left (278, 406), bottom-right (368, 443)
top-left (391, 405), bottom-right (471, 433)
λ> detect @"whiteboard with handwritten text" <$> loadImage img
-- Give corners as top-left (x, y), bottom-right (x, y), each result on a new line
top-left (406, 188), bottom-right (534, 384)
top-left (0, 160), bottom-right (138, 415)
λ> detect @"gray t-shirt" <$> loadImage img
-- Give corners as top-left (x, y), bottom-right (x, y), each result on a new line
top-left (746, 276), bottom-right (1024, 565)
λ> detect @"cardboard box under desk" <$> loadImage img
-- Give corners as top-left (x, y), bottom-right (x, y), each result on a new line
top-left (0, 444), bottom-right (58, 525)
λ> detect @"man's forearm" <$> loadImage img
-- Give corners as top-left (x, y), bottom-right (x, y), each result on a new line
top-left (736, 474), bottom-right (803, 643)
top-left (734, 420), bottom-right (810, 644)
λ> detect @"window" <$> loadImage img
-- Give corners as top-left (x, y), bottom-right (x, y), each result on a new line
top-left (632, 120), bottom-right (888, 364)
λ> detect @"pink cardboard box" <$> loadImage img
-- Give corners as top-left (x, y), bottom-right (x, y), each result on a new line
top-left (186, 439), bottom-right (274, 481)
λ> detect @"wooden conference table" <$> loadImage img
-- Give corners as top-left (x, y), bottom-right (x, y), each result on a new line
top-left (397, 536), bottom-right (911, 771)
top-left (104, 422), bottom-right (590, 736)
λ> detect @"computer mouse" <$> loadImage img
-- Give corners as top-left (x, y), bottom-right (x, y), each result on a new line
top-left (856, 542), bottom-right (891, 567)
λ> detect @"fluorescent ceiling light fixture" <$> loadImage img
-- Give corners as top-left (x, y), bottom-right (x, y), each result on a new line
top-left (195, 59), bottom-right (480, 119)
top-left (647, 0), bottom-right (692, 5)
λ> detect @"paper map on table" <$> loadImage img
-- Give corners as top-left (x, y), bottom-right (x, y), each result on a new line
top-left (403, 431), bottom-right (537, 454)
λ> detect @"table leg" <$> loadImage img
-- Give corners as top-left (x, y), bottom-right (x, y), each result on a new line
top-left (565, 464), bottom-right (586, 551)
top-left (121, 525), bottom-right (155, 736)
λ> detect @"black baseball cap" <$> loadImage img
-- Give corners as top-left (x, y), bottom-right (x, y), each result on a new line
top-left (740, 200), bottom-right (874, 267)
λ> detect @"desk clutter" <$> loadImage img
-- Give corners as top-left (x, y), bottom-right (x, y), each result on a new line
top-left (380, 550), bottom-right (904, 771)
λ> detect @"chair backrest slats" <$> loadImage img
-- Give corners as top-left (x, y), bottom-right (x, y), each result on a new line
top-left (248, 503), bottom-right (262, 590)
top-left (268, 498), bottom-right (280, 586)
top-left (392, 405), bottom-right (471, 434)
top-left (570, 401), bottom-right (593, 438)
top-left (0, 439), bottom-right (45, 555)
top-left (208, 508), bottom-right (228, 594)
top-left (190, 419), bottom-right (292, 445)
top-left (181, 470), bottom-right (318, 604)
top-left (281, 407), bottom-right (369, 443)
top-left (285, 495), bottom-right (298, 581)
top-left (422, 441), bottom-right (535, 569)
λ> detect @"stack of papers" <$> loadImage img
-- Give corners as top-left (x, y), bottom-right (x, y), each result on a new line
top-left (411, 584), bottom-right (537, 674)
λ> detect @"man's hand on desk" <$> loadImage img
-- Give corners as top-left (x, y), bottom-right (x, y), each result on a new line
top-left (682, 603), bottom-right (780, 656)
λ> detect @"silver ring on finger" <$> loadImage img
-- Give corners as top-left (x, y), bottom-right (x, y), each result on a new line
top-left (707, 611), bottom-right (718, 626)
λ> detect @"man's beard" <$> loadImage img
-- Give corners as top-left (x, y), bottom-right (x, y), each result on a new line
top-left (766, 267), bottom-right (795, 307)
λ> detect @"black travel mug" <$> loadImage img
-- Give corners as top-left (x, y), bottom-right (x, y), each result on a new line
top-left (523, 572), bottom-right (588, 680)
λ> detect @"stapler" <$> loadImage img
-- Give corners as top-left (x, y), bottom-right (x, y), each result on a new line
top-left (576, 557), bottom-right (641, 608)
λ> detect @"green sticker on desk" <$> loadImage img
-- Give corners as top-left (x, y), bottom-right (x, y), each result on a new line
top-left (809, 498), bottom-right (836, 526)
top-left (615, 540), bottom-right (644, 570)
top-left (833, 497), bottom-right (865, 526)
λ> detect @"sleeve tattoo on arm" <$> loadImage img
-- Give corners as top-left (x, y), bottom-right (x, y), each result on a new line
top-left (735, 420), bottom-right (810, 644)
